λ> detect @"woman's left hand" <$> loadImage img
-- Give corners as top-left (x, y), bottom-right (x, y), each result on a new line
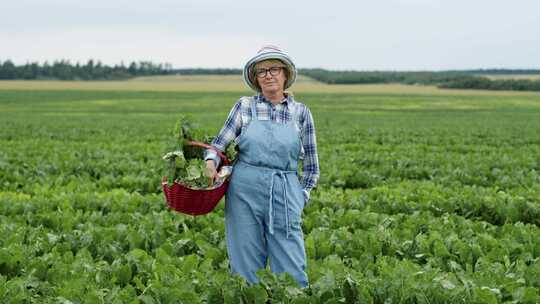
top-left (205, 160), bottom-right (218, 186)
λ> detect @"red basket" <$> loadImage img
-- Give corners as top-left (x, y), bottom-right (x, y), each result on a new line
top-left (162, 141), bottom-right (230, 216)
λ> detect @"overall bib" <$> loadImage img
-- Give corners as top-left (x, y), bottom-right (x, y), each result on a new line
top-left (225, 99), bottom-right (308, 287)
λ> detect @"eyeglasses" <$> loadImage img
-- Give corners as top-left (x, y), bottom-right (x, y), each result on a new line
top-left (255, 66), bottom-right (284, 78)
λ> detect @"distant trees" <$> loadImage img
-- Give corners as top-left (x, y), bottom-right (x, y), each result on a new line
top-left (1, 60), bottom-right (540, 91)
top-left (299, 69), bottom-right (477, 85)
top-left (466, 69), bottom-right (540, 75)
top-left (0, 60), bottom-right (17, 79)
top-left (0, 59), bottom-right (173, 80)
top-left (299, 69), bottom-right (540, 92)
top-left (173, 68), bottom-right (242, 75)
top-left (439, 77), bottom-right (540, 91)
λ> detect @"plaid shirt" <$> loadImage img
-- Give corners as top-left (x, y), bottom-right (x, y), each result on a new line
top-left (205, 93), bottom-right (319, 200)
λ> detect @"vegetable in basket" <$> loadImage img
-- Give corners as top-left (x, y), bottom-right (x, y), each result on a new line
top-left (163, 115), bottom-right (236, 188)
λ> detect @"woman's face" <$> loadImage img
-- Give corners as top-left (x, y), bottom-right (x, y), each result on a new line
top-left (254, 60), bottom-right (287, 94)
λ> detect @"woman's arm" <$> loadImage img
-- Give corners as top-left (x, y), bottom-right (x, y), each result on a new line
top-left (299, 106), bottom-right (320, 204)
top-left (204, 100), bottom-right (243, 168)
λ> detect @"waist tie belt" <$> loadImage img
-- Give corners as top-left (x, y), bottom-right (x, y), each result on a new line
top-left (238, 160), bottom-right (296, 239)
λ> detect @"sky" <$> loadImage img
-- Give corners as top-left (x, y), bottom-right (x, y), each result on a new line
top-left (1, 0), bottom-right (540, 71)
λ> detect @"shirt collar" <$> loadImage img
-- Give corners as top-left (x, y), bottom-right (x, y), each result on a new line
top-left (255, 93), bottom-right (294, 108)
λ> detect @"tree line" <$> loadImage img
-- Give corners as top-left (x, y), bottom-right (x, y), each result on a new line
top-left (1, 59), bottom-right (540, 91)
top-left (299, 69), bottom-right (540, 92)
top-left (299, 69), bottom-right (474, 85)
top-left (439, 76), bottom-right (540, 91)
top-left (0, 60), bottom-right (242, 80)
top-left (0, 59), bottom-right (174, 80)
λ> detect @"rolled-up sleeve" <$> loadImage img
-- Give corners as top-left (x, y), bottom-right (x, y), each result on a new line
top-left (204, 101), bottom-right (242, 167)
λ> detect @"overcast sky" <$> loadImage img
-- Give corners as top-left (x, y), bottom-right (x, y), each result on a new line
top-left (2, 0), bottom-right (539, 70)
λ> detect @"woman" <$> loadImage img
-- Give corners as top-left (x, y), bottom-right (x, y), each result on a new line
top-left (205, 45), bottom-right (319, 287)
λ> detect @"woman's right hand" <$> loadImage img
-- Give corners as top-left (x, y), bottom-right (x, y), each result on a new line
top-left (205, 160), bottom-right (218, 186)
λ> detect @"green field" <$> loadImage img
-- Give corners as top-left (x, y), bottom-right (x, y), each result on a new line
top-left (1, 77), bottom-right (540, 303)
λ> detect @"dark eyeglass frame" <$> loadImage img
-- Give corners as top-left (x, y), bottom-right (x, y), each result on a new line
top-left (255, 66), bottom-right (284, 78)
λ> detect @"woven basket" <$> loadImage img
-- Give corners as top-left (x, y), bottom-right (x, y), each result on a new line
top-left (162, 141), bottom-right (230, 216)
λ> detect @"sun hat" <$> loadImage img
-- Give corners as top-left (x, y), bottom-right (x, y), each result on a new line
top-left (243, 45), bottom-right (297, 92)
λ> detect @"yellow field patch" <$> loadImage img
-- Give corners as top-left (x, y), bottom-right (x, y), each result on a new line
top-left (1, 75), bottom-right (540, 97)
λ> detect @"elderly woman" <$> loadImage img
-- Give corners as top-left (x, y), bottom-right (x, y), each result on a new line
top-left (204, 45), bottom-right (319, 287)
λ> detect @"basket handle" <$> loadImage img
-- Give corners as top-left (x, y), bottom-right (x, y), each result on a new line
top-left (187, 141), bottom-right (230, 166)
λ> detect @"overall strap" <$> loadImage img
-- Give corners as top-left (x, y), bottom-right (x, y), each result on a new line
top-left (250, 98), bottom-right (258, 121)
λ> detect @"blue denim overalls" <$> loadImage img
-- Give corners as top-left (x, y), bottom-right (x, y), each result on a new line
top-left (225, 98), bottom-right (308, 287)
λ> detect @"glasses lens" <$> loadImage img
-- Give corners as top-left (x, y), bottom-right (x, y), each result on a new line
top-left (255, 66), bottom-right (283, 78)
top-left (256, 69), bottom-right (267, 78)
top-left (269, 67), bottom-right (282, 76)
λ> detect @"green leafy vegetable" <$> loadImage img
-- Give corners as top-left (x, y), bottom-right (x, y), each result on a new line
top-left (163, 115), bottom-right (236, 188)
